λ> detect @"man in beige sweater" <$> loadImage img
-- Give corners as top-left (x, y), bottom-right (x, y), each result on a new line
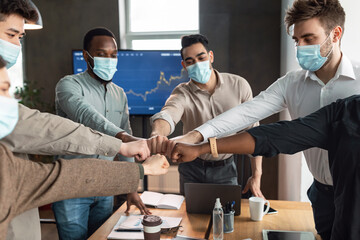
top-left (0, 56), bottom-right (170, 240)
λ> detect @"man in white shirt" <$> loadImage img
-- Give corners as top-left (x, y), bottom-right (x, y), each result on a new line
top-left (169, 1), bottom-right (360, 239)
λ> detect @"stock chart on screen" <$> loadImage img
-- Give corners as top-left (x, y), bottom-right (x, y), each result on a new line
top-left (72, 50), bottom-right (188, 115)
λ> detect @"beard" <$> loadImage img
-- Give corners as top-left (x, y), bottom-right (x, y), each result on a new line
top-left (320, 36), bottom-right (334, 69)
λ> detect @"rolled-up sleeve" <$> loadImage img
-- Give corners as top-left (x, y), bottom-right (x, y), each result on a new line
top-left (150, 86), bottom-right (186, 135)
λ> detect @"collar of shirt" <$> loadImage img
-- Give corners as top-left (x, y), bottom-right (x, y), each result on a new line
top-left (188, 69), bottom-right (224, 93)
top-left (83, 70), bottom-right (112, 89)
top-left (305, 54), bottom-right (356, 85)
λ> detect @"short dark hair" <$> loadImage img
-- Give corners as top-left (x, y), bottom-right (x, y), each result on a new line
top-left (180, 34), bottom-right (210, 59)
top-left (0, 0), bottom-right (38, 22)
top-left (83, 27), bottom-right (116, 51)
top-left (285, 0), bottom-right (345, 35)
top-left (0, 56), bottom-right (6, 69)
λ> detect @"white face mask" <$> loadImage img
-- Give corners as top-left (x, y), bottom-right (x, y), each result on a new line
top-left (0, 95), bottom-right (19, 139)
top-left (86, 51), bottom-right (118, 81)
top-left (0, 38), bottom-right (21, 69)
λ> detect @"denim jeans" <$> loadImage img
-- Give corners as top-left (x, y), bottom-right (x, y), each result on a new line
top-left (52, 196), bottom-right (113, 240)
top-left (179, 156), bottom-right (238, 195)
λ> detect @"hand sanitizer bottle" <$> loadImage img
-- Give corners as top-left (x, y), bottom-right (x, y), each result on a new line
top-left (213, 198), bottom-right (224, 240)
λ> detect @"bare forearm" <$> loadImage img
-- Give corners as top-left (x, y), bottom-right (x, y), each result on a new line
top-left (251, 156), bottom-right (263, 177)
top-left (116, 131), bottom-right (142, 142)
top-left (197, 132), bottom-right (256, 155)
top-left (181, 130), bottom-right (204, 143)
top-left (150, 119), bottom-right (171, 137)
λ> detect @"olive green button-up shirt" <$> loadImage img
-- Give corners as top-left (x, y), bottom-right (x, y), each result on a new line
top-left (55, 71), bottom-right (132, 161)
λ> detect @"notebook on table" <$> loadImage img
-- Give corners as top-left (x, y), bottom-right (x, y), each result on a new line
top-left (184, 183), bottom-right (242, 216)
top-left (140, 191), bottom-right (185, 210)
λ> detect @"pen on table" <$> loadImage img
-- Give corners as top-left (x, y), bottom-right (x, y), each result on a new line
top-left (231, 201), bottom-right (235, 212)
top-left (115, 228), bottom-right (143, 232)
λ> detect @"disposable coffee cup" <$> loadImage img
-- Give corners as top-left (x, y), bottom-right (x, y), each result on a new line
top-left (142, 215), bottom-right (162, 240)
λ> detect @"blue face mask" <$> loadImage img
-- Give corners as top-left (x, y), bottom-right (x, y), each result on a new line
top-left (296, 34), bottom-right (333, 72)
top-left (0, 39), bottom-right (21, 69)
top-left (86, 52), bottom-right (118, 81)
top-left (0, 95), bottom-right (19, 139)
top-left (186, 60), bottom-right (212, 84)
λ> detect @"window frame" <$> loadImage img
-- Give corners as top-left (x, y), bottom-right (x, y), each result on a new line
top-left (121, 0), bottom-right (199, 49)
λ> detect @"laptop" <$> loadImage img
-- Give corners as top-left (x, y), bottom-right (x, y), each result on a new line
top-left (184, 183), bottom-right (242, 216)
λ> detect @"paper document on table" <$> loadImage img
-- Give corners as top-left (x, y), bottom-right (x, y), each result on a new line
top-left (108, 214), bottom-right (182, 239)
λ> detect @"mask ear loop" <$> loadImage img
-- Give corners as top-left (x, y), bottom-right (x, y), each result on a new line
top-left (85, 51), bottom-right (95, 70)
top-left (321, 31), bottom-right (334, 58)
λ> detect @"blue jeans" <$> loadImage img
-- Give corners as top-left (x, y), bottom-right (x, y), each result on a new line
top-left (179, 156), bottom-right (238, 195)
top-left (307, 180), bottom-right (334, 240)
top-left (52, 196), bottom-right (113, 240)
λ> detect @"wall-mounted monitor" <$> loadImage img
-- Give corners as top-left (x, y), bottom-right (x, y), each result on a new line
top-left (72, 50), bottom-right (188, 115)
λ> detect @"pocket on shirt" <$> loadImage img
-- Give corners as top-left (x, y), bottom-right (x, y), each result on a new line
top-left (112, 110), bottom-right (124, 125)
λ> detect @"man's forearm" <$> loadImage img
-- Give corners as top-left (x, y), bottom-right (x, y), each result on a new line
top-left (197, 132), bottom-right (256, 156)
top-left (251, 156), bottom-right (263, 177)
top-left (216, 132), bottom-right (255, 154)
top-left (14, 155), bottom-right (140, 215)
top-left (116, 131), bottom-right (143, 142)
top-left (150, 119), bottom-right (171, 137)
top-left (1, 104), bottom-right (122, 156)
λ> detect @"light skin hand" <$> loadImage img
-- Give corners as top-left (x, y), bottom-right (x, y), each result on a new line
top-left (165, 131), bottom-right (204, 158)
top-left (142, 154), bottom-right (170, 175)
top-left (242, 174), bottom-right (265, 199)
top-left (243, 156), bottom-right (265, 198)
top-left (118, 140), bottom-right (150, 161)
top-left (125, 192), bottom-right (151, 215)
top-left (147, 135), bottom-right (169, 155)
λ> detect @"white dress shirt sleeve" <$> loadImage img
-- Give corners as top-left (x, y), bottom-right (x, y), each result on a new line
top-left (195, 75), bottom-right (289, 141)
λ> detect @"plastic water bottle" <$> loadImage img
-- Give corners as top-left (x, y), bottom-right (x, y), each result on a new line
top-left (213, 198), bottom-right (224, 240)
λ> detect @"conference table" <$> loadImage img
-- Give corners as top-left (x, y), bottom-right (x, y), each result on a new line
top-left (89, 199), bottom-right (321, 240)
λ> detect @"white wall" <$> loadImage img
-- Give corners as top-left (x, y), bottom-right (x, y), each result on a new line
top-left (279, 0), bottom-right (360, 202)
top-left (341, 0), bottom-right (360, 62)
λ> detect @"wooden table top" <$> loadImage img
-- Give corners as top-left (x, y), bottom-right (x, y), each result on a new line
top-left (89, 199), bottom-right (321, 240)
top-left (88, 200), bottom-right (211, 240)
top-left (209, 199), bottom-right (322, 240)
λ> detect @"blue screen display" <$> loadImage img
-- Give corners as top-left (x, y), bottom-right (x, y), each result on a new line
top-left (72, 50), bottom-right (188, 115)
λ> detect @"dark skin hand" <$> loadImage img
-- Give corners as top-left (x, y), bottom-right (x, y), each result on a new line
top-left (125, 192), bottom-right (151, 215)
top-left (170, 132), bottom-right (256, 162)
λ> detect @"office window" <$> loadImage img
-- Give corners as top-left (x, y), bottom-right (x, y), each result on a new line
top-left (8, 51), bottom-right (23, 97)
top-left (122, 0), bottom-right (199, 50)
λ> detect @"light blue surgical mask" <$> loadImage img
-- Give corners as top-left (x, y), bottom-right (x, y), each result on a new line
top-left (86, 51), bottom-right (118, 81)
top-left (186, 60), bottom-right (212, 84)
top-left (0, 95), bottom-right (19, 139)
top-left (0, 39), bottom-right (21, 69)
top-left (296, 34), bottom-right (333, 72)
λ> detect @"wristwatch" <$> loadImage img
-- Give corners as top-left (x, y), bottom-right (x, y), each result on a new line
top-left (208, 137), bottom-right (219, 158)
